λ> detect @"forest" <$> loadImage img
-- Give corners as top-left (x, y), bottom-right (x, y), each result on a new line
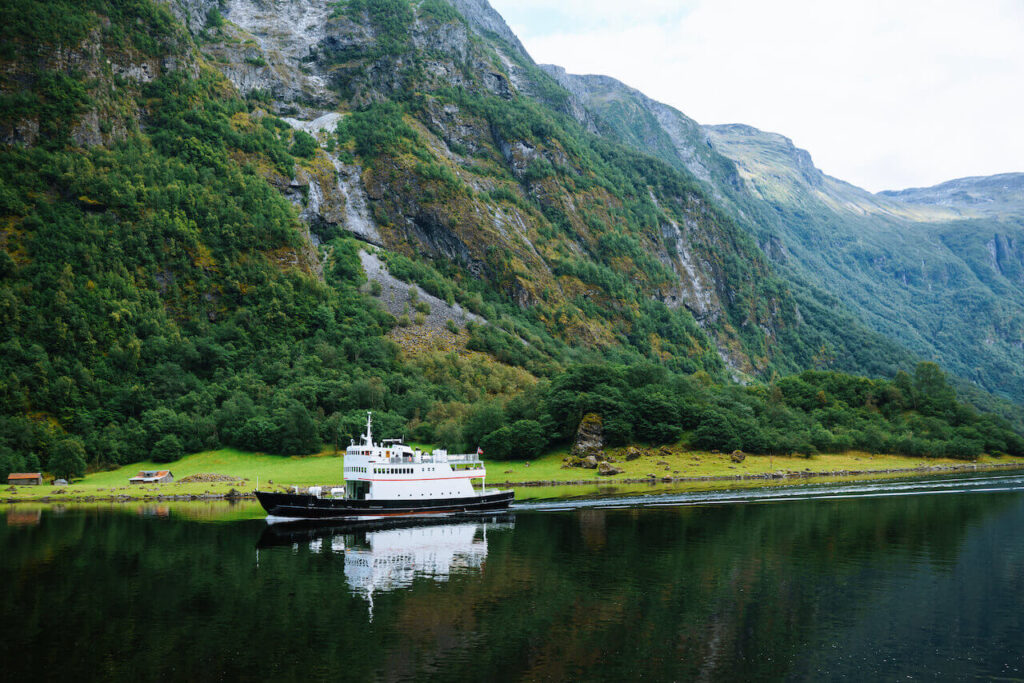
top-left (1, 0), bottom-right (1022, 480)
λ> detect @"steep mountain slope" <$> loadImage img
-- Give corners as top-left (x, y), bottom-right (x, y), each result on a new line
top-left (544, 67), bottom-right (1024, 404)
top-left (167, 0), bottom-right (912, 379)
top-left (2, 0), bottom-right (1021, 478)
top-left (704, 126), bottom-right (1024, 402)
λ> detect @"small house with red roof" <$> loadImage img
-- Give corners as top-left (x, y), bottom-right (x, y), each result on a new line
top-left (129, 470), bottom-right (174, 485)
top-left (7, 473), bottom-right (43, 486)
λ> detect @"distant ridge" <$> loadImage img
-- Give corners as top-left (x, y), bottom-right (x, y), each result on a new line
top-left (880, 173), bottom-right (1024, 216)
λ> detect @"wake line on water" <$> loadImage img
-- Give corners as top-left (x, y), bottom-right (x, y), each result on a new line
top-left (511, 472), bottom-right (1024, 513)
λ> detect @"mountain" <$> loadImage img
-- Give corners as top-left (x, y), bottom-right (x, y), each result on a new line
top-left (543, 67), bottom-right (1024, 405)
top-left (1, 0), bottom-right (1021, 478)
top-left (154, 0), bottom-right (909, 379)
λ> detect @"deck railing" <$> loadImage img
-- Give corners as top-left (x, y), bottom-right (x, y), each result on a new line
top-left (446, 453), bottom-right (482, 463)
top-left (390, 453), bottom-right (482, 465)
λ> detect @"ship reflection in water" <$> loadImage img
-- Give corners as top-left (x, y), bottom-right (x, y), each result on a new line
top-left (257, 515), bottom-right (514, 602)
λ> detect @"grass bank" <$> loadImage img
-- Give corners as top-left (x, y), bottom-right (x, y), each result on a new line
top-left (489, 447), bottom-right (1024, 485)
top-left (3, 447), bottom-right (1024, 504)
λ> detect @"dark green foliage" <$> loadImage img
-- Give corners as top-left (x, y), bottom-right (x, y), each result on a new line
top-left (206, 7), bottom-right (224, 29)
top-left (0, 0), bottom-right (180, 60)
top-left (481, 420), bottom-right (547, 460)
top-left (461, 361), bottom-right (1023, 461)
top-left (290, 131), bottom-right (318, 159)
top-left (692, 410), bottom-right (742, 453)
top-left (152, 434), bottom-right (184, 464)
top-left (418, 0), bottom-right (464, 24)
top-left (333, 0), bottom-right (414, 58)
top-left (49, 437), bottom-right (87, 479)
top-left (336, 102), bottom-right (421, 161)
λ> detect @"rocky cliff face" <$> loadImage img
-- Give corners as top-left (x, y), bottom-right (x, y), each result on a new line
top-left (150, 0), bottom-right (820, 374)
top-left (1, 11), bottom-right (199, 148)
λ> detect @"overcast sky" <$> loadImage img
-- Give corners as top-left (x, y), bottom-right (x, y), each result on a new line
top-left (488, 0), bottom-right (1024, 193)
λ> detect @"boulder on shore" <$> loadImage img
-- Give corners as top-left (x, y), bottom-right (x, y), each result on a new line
top-left (625, 447), bottom-right (641, 461)
top-left (597, 461), bottom-right (624, 476)
top-left (582, 455), bottom-right (599, 469)
top-left (572, 413), bottom-right (604, 457)
top-left (730, 450), bottom-right (746, 463)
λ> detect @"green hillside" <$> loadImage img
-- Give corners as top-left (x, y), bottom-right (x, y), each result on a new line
top-left (1, 0), bottom-right (1022, 481)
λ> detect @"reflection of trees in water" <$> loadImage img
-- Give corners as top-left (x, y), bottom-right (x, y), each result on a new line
top-left (438, 494), bottom-right (1019, 681)
top-left (0, 493), bottom-right (1019, 680)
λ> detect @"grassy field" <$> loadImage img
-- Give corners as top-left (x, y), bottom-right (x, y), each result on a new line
top-left (489, 447), bottom-right (1024, 484)
top-left (81, 448), bottom-right (346, 487)
top-left (4, 445), bottom-right (1024, 504)
top-left (1, 448), bottom-right (346, 503)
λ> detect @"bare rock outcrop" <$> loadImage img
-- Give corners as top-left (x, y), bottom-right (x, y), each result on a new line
top-left (571, 413), bottom-right (604, 457)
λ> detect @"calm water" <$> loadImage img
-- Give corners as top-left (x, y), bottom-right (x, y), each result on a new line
top-left (4, 472), bottom-right (1024, 681)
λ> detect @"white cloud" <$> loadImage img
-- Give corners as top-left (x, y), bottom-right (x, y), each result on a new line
top-left (489, 0), bottom-right (1024, 192)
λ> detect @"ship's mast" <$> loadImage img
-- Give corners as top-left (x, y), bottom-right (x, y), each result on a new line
top-left (363, 411), bottom-right (373, 446)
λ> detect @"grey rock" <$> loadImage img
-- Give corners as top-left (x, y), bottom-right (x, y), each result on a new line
top-left (571, 413), bottom-right (604, 457)
top-left (597, 461), bottom-right (623, 476)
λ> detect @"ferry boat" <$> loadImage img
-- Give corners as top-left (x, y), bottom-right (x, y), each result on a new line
top-left (254, 412), bottom-right (514, 521)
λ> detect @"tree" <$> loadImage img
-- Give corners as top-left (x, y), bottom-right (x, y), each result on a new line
top-left (691, 410), bottom-right (741, 452)
top-left (238, 416), bottom-right (276, 452)
top-left (913, 362), bottom-right (957, 417)
top-left (510, 420), bottom-right (547, 458)
top-left (49, 437), bottom-right (86, 480)
top-left (0, 446), bottom-right (25, 481)
top-left (462, 402), bottom-right (505, 452)
top-left (273, 400), bottom-right (321, 455)
top-left (480, 427), bottom-right (514, 460)
top-left (152, 434), bottom-right (184, 464)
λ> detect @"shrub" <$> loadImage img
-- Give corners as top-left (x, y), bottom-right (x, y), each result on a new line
top-left (206, 8), bottom-right (224, 28)
top-left (291, 131), bottom-right (318, 159)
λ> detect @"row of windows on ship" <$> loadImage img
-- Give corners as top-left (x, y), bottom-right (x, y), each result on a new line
top-left (348, 450), bottom-right (409, 457)
top-left (344, 466), bottom-right (439, 474)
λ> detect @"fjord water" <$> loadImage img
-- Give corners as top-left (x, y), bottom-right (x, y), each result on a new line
top-left (3, 473), bottom-right (1024, 681)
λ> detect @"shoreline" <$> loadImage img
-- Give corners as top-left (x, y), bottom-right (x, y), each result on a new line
top-left (5, 460), bottom-right (1023, 506)
top-left (494, 460), bottom-right (1024, 487)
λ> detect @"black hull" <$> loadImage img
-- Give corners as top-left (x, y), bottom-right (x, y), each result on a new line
top-left (254, 489), bottom-right (514, 520)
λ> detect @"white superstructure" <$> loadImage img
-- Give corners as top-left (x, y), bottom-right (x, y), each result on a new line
top-left (341, 412), bottom-right (487, 501)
